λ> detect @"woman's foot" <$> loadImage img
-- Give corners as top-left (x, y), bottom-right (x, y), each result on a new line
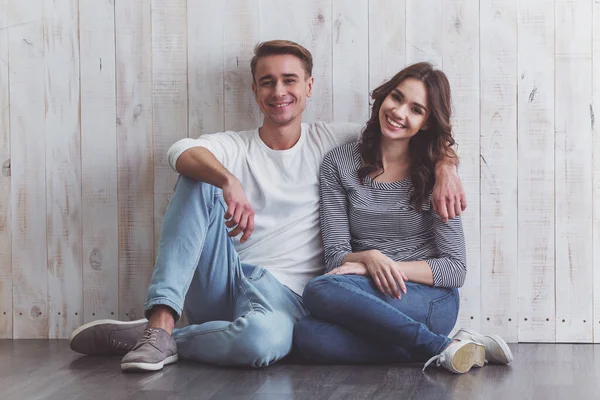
top-left (453, 328), bottom-right (513, 365)
top-left (423, 339), bottom-right (486, 374)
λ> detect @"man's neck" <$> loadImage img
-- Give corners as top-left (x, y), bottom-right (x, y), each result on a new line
top-left (258, 119), bottom-right (303, 150)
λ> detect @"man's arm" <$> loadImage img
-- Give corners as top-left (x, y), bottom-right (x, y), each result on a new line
top-left (432, 151), bottom-right (466, 223)
top-left (176, 147), bottom-right (255, 243)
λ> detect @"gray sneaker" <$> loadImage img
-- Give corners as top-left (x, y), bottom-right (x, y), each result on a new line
top-left (121, 328), bottom-right (178, 372)
top-left (453, 328), bottom-right (514, 364)
top-left (69, 319), bottom-right (148, 356)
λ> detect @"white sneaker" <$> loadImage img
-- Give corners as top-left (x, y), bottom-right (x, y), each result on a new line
top-left (422, 339), bottom-right (486, 374)
top-left (453, 328), bottom-right (513, 365)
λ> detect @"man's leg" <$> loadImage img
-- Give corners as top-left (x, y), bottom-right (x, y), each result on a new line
top-left (173, 264), bottom-right (307, 367)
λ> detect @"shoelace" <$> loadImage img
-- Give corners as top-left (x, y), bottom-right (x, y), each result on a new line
top-left (137, 329), bottom-right (159, 346)
top-left (422, 353), bottom-right (445, 372)
top-left (111, 339), bottom-right (134, 351)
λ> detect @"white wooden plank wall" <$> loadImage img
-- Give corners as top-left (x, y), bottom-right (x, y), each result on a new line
top-left (0, 0), bottom-right (598, 341)
top-left (80, 0), bottom-right (118, 323)
top-left (0, 0), bottom-right (11, 339)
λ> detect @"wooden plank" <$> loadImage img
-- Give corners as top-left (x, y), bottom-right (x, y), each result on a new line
top-left (0, 0), bottom-right (11, 339)
top-left (151, 0), bottom-right (188, 260)
top-left (368, 0), bottom-right (406, 91)
top-left (188, 0), bottom-right (224, 136)
top-left (405, 0), bottom-right (442, 66)
top-left (594, 0), bottom-right (600, 344)
top-left (259, 0), bottom-right (333, 123)
top-left (44, 0), bottom-right (83, 339)
top-left (555, 0), bottom-right (593, 343)
top-left (115, 0), bottom-right (154, 321)
top-left (442, 0), bottom-right (481, 332)
top-left (8, 0), bottom-right (48, 338)
top-left (332, 0), bottom-right (369, 123)
top-left (479, 0), bottom-right (518, 342)
top-left (80, 0), bottom-right (118, 323)
top-left (517, 0), bottom-right (555, 343)
top-left (223, 0), bottom-right (260, 131)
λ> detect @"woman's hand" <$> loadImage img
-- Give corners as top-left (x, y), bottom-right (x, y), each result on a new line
top-left (361, 250), bottom-right (408, 299)
top-left (326, 262), bottom-right (369, 276)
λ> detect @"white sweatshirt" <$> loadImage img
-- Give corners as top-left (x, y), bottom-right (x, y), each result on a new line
top-left (167, 122), bottom-right (361, 295)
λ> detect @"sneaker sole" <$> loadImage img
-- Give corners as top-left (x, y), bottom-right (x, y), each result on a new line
top-left (69, 318), bottom-right (148, 344)
top-left (452, 343), bottom-right (486, 374)
top-left (121, 354), bottom-right (179, 372)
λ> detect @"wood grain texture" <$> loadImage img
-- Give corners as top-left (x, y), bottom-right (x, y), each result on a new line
top-left (368, 0), bottom-right (406, 91)
top-left (0, 0), bottom-right (12, 339)
top-left (8, 0), bottom-right (49, 339)
top-left (554, 0), bottom-right (593, 343)
top-left (223, 0), bottom-right (260, 131)
top-left (115, 0), bottom-right (154, 321)
top-left (405, 0), bottom-right (442, 66)
top-left (516, 0), bottom-right (556, 343)
top-left (479, 0), bottom-right (518, 342)
top-left (332, 0), bottom-right (369, 124)
top-left (442, 0), bottom-right (481, 333)
top-left (80, 0), bottom-right (118, 323)
top-left (594, 0), bottom-right (600, 344)
top-left (259, 0), bottom-right (333, 123)
top-left (44, 0), bottom-right (83, 339)
top-left (188, 0), bottom-right (224, 136)
top-left (151, 0), bottom-right (188, 258)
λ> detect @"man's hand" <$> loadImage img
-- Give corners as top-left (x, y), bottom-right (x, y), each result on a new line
top-left (432, 164), bottom-right (467, 222)
top-left (360, 250), bottom-right (408, 299)
top-left (222, 176), bottom-right (255, 243)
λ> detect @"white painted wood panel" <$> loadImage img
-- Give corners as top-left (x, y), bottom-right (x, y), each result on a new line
top-left (44, 0), bottom-right (83, 339)
top-left (479, 0), bottom-right (518, 342)
top-left (593, 0), bottom-right (600, 344)
top-left (259, 0), bottom-right (333, 123)
top-left (405, 0), bottom-right (442, 66)
top-left (8, 0), bottom-right (48, 338)
top-left (332, 0), bottom-right (368, 123)
top-left (442, 0), bottom-right (481, 333)
top-left (80, 0), bottom-right (118, 323)
top-left (554, 0), bottom-right (593, 343)
top-left (223, 0), bottom-right (260, 131)
top-left (0, 0), bottom-right (11, 338)
top-left (516, 0), bottom-right (556, 343)
top-left (188, 0), bottom-right (224, 136)
top-left (151, 0), bottom-right (188, 258)
top-left (115, 0), bottom-right (154, 321)
top-left (368, 0), bottom-right (406, 91)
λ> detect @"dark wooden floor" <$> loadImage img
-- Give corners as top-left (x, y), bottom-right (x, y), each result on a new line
top-left (0, 340), bottom-right (598, 400)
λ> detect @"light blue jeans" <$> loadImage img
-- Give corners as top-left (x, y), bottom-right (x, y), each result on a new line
top-left (144, 176), bottom-right (307, 367)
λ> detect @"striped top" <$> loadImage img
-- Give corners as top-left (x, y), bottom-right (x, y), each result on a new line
top-left (319, 141), bottom-right (467, 288)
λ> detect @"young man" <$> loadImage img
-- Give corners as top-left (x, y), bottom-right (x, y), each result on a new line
top-left (69, 40), bottom-right (467, 372)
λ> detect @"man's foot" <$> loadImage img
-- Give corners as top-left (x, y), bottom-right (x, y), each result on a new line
top-left (423, 339), bottom-right (486, 374)
top-left (121, 328), bottom-right (178, 372)
top-left (453, 328), bottom-right (514, 365)
top-left (69, 319), bottom-right (148, 356)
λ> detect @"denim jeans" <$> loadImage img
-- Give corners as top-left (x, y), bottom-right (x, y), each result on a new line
top-left (144, 176), bottom-right (307, 367)
top-left (294, 274), bottom-right (458, 364)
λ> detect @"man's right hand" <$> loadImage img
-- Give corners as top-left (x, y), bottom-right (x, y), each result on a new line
top-left (222, 176), bottom-right (255, 243)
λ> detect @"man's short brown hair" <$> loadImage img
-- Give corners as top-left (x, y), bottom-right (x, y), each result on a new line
top-left (250, 40), bottom-right (313, 82)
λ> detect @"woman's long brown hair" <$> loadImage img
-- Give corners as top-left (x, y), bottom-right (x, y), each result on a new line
top-left (358, 62), bottom-right (458, 211)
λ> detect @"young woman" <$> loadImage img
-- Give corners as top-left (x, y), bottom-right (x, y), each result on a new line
top-left (293, 62), bottom-right (513, 374)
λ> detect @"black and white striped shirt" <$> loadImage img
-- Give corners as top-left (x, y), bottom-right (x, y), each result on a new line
top-left (319, 141), bottom-right (467, 288)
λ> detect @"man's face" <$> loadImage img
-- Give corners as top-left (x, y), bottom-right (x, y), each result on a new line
top-left (252, 55), bottom-right (313, 127)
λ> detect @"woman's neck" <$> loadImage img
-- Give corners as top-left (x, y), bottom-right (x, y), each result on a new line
top-left (369, 137), bottom-right (411, 183)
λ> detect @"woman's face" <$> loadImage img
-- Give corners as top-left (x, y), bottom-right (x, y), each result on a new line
top-left (378, 77), bottom-right (429, 142)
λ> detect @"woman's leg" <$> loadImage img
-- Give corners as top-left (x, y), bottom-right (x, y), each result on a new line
top-left (299, 274), bottom-right (459, 362)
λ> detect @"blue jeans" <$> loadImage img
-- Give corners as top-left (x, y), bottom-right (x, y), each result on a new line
top-left (294, 274), bottom-right (458, 364)
top-left (144, 176), bottom-right (307, 367)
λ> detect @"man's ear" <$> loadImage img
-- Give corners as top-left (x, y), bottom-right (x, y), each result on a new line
top-left (252, 82), bottom-right (257, 98)
top-left (306, 76), bottom-right (314, 98)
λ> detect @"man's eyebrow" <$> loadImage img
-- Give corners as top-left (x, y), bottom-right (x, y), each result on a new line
top-left (258, 73), bottom-right (300, 82)
top-left (392, 88), bottom-right (427, 112)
